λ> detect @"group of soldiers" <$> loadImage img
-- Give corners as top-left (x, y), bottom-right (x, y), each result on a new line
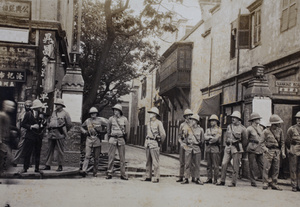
top-left (1, 99), bottom-right (300, 192)
top-left (175, 108), bottom-right (300, 192)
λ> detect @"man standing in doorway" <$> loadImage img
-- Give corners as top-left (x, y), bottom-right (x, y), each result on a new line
top-left (262, 114), bottom-right (286, 191)
top-left (42, 98), bottom-right (72, 172)
top-left (286, 111), bottom-right (300, 192)
top-left (106, 104), bottom-right (129, 180)
top-left (246, 112), bottom-right (264, 187)
top-left (177, 109), bottom-right (193, 183)
top-left (217, 111), bottom-right (246, 187)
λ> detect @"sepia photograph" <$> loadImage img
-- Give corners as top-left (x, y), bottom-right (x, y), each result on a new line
top-left (0, 0), bottom-right (300, 206)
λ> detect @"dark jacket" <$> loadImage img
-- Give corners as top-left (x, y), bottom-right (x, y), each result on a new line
top-left (21, 110), bottom-right (46, 139)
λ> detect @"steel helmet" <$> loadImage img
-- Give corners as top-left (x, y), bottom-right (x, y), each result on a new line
top-left (183, 109), bottom-right (193, 117)
top-left (112, 104), bottom-right (123, 114)
top-left (249, 112), bottom-right (262, 122)
top-left (89, 107), bottom-right (98, 114)
top-left (54, 98), bottom-right (65, 107)
top-left (148, 107), bottom-right (159, 116)
top-left (269, 114), bottom-right (283, 124)
top-left (190, 114), bottom-right (200, 122)
top-left (295, 111), bottom-right (300, 118)
top-left (230, 111), bottom-right (242, 120)
top-left (31, 99), bottom-right (44, 109)
top-left (209, 114), bottom-right (219, 122)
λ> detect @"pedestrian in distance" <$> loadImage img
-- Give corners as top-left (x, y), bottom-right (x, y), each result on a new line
top-left (0, 100), bottom-right (16, 174)
top-left (106, 104), bottom-right (129, 180)
top-left (217, 111), bottom-right (246, 187)
top-left (204, 114), bottom-right (222, 184)
top-left (80, 107), bottom-right (108, 177)
top-left (177, 109), bottom-right (193, 183)
top-left (181, 114), bottom-right (204, 185)
top-left (42, 98), bottom-right (72, 172)
top-left (142, 107), bottom-right (166, 183)
top-left (246, 112), bottom-right (264, 187)
top-left (20, 99), bottom-right (47, 173)
top-left (286, 111), bottom-right (300, 192)
top-left (262, 114), bottom-right (286, 191)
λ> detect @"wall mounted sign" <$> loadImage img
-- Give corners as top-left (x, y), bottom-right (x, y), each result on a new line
top-left (0, 70), bottom-right (26, 82)
top-left (0, 27), bottom-right (29, 43)
top-left (0, 0), bottom-right (31, 19)
top-left (276, 81), bottom-right (300, 94)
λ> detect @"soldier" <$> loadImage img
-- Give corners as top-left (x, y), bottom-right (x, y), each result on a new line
top-left (262, 114), bottom-right (286, 190)
top-left (20, 99), bottom-right (47, 173)
top-left (143, 107), bottom-right (166, 183)
top-left (42, 98), bottom-right (72, 172)
top-left (176, 109), bottom-right (193, 183)
top-left (246, 112), bottom-right (264, 187)
top-left (181, 114), bottom-right (204, 185)
top-left (80, 107), bottom-right (108, 177)
top-left (204, 114), bottom-right (222, 184)
top-left (106, 104), bottom-right (129, 180)
top-left (286, 111), bottom-right (300, 192)
top-left (217, 111), bottom-right (246, 187)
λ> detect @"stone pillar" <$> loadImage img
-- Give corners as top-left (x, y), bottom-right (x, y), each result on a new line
top-left (61, 65), bottom-right (84, 167)
top-left (242, 65), bottom-right (272, 179)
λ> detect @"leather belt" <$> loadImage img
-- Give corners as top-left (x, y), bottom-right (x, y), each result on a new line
top-left (146, 137), bottom-right (155, 140)
top-left (249, 140), bottom-right (259, 144)
top-left (267, 145), bottom-right (279, 150)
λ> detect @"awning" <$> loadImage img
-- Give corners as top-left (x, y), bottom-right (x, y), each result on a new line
top-left (198, 93), bottom-right (221, 116)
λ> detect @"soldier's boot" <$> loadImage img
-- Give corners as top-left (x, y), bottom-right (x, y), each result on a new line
top-left (191, 177), bottom-right (196, 183)
top-left (216, 181), bottom-right (225, 186)
top-left (270, 184), bottom-right (282, 191)
top-left (204, 179), bottom-right (212, 184)
top-left (56, 165), bottom-right (63, 172)
top-left (251, 182), bottom-right (257, 187)
top-left (176, 177), bottom-right (184, 182)
top-left (195, 179), bottom-right (204, 185)
top-left (181, 178), bottom-right (189, 184)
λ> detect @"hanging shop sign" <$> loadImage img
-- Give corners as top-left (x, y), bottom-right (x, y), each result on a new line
top-left (276, 81), bottom-right (300, 94)
top-left (0, 0), bottom-right (31, 19)
top-left (0, 69), bottom-right (26, 87)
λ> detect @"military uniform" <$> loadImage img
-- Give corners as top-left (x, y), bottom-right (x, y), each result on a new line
top-left (204, 125), bottom-right (222, 183)
top-left (246, 124), bottom-right (264, 185)
top-left (220, 123), bottom-right (246, 186)
top-left (178, 121), bottom-right (190, 179)
top-left (262, 127), bottom-right (285, 188)
top-left (81, 117), bottom-right (108, 176)
top-left (182, 124), bottom-right (204, 181)
top-left (107, 115), bottom-right (128, 178)
top-left (286, 124), bottom-right (300, 190)
top-left (45, 109), bottom-right (72, 167)
top-left (144, 119), bottom-right (166, 182)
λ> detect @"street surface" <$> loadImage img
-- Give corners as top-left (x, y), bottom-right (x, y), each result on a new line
top-left (0, 177), bottom-right (299, 207)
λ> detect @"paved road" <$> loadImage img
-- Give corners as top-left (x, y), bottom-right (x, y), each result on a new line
top-left (0, 177), bottom-right (299, 207)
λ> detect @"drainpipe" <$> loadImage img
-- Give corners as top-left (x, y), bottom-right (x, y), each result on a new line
top-left (209, 37), bottom-right (213, 96)
top-left (236, 9), bottom-right (241, 102)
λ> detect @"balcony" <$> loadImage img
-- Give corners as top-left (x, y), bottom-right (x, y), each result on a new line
top-left (159, 42), bottom-right (193, 97)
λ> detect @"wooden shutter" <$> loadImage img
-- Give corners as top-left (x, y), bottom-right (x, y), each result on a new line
top-left (289, 1), bottom-right (297, 28)
top-left (238, 14), bottom-right (250, 49)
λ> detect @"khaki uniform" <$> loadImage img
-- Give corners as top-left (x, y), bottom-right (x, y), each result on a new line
top-left (205, 126), bottom-right (222, 182)
top-left (220, 123), bottom-right (246, 185)
top-left (46, 109), bottom-right (72, 166)
top-left (107, 115), bottom-right (128, 177)
top-left (262, 128), bottom-right (285, 187)
top-left (144, 119), bottom-right (166, 181)
top-left (178, 121), bottom-right (190, 178)
top-left (246, 125), bottom-right (264, 184)
top-left (286, 124), bottom-right (300, 189)
top-left (182, 125), bottom-right (204, 179)
top-left (81, 117), bottom-right (108, 175)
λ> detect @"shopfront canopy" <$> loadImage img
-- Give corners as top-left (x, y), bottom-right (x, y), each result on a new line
top-left (198, 93), bottom-right (221, 116)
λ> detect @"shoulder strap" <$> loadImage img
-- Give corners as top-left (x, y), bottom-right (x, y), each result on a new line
top-left (149, 120), bottom-right (159, 138)
top-left (187, 123), bottom-right (200, 142)
top-left (114, 116), bottom-right (125, 135)
top-left (251, 125), bottom-right (261, 136)
top-left (270, 128), bottom-right (280, 143)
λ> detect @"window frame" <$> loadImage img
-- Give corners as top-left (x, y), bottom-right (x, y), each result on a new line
top-left (251, 8), bottom-right (262, 48)
top-left (280, 0), bottom-right (297, 32)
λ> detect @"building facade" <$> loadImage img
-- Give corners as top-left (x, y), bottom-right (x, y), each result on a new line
top-left (0, 0), bottom-right (75, 119)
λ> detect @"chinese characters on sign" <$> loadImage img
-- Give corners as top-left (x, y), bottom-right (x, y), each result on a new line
top-left (276, 81), bottom-right (300, 94)
top-left (0, 0), bottom-right (31, 19)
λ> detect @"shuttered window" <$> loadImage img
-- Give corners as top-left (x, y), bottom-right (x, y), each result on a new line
top-left (251, 9), bottom-right (261, 47)
top-left (281, 0), bottom-right (297, 32)
top-left (238, 15), bottom-right (251, 49)
top-left (141, 77), bottom-right (147, 99)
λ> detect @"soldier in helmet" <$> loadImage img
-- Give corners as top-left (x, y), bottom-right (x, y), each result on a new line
top-left (176, 109), bottom-right (193, 183)
top-left (142, 107), bottom-right (166, 183)
top-left (262, 114), bottom-right (286, 190)
top-left (106, 104), bottom-right (129, 180)
top-left (286, 111), bottom-right (300, 192)
top-left (217, 111), bottom-right (246, 187)
top-left (42, 98), bottom-right (72, 172)
top-left (80, 107), bottom-right (108, 177)
top-left (246, 112), bottom-right (264, 187)
top-left (181, 114), bottom-right (204, 185)
top-left (204, 114), bottom-right (222, 184)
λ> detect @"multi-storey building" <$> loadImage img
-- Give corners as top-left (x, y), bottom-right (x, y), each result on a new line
top-left (0, 0), bottom-right (75, 120)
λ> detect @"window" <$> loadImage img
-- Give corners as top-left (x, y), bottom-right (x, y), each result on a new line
top-left (155, 70), bottom-right (160, 89)
top-left (281, 0), bottom-right (297, 32)
top-left (251, 9), bottom-right (261, 47)
top-left (230, 21), bottom-right (237, 59)
top-left (141, 77), bottom-right (147, 99)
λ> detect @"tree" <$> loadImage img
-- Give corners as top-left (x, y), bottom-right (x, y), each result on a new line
top-left (80, 0), bottom-right (182, 117)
